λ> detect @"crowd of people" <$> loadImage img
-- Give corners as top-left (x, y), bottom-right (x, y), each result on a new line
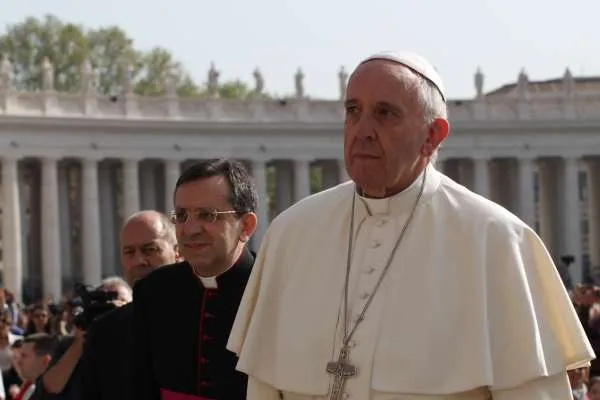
top-left (570, 284), bottom-right (600, 399)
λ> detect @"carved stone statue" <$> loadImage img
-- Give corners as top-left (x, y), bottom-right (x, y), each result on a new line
top-left (0, 54), bottom-right (13, 91)
top-left (80, 59), bottom-right (97, 96)
top-left (338, 66), bottom-right (348, 100)
top-left (474, 67), bottom-right (484, 99)
top-left (516, 68), bottom-right (528, 98)
top-left (165, 65), bottom-right (178, 97)
top-left (563, 68), bottom-right (574, 97)
top-left (253, 68), bottom-right (264, 95)
top-left (41, 57), bottom-right (54, 92)
top-left (207, 62), bottom-right (220, 97)
top-left (295, 68), bottom-right (305, 99)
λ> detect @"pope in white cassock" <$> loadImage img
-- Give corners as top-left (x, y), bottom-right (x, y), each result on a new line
top-left (227, 50), bottom-right (595, 399)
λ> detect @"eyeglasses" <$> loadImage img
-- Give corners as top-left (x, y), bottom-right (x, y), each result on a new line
top-left (169, 208), bottom-right (238, 224)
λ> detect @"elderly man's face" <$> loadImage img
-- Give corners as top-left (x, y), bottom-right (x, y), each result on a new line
top-left (121, 216), bottom-right (179, 286)
top-left (343, 60), bottom-right (447, 198)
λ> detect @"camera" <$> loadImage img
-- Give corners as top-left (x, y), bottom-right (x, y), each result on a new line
top-left (72, 283), bottom-right (118, 330)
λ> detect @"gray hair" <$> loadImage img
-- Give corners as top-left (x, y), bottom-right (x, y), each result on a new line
top-left (100, 276), bottom-right (132, 302)
top-left (122, 210), bottom-right (177, 246)
top-left (414, 75), bottom-right (448, 165)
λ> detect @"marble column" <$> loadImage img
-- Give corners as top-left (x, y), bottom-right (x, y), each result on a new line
top-left (140, 162), bottom-right (158, 211)
top-left (294, 159), bottom-right (311, 202)
top-left (122, 159), bottom-right (140, 218)
top-left (41, 157), bottom-right (62, 301)
top-left (562, 156), bottom-right (583, 283)
top-left (99, 163), bottom-right (118, 277)
top-left (587, 159), bottom-right (600, 277)
top-left (518, 157), bottom-right (536, 228)
top-left (58, 163), bottom-right (73, 284)
top-left (251, 160), bottom-right (269, 249)
top-left (537, 160), bottom-right (559, 256)
top-left (2, 157), bottom-right (23, 303)
top-left (164, 160), bottom-right (181, 213)
top-left (81, 158), bottom-right (102, 286)
top-left (473, 157), bottom-right (490, 198)
top-left (275, 162), bottom-right (293, 214)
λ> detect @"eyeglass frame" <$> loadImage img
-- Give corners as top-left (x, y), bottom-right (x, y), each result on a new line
top-left (169, 208), bottom-right (241, 224)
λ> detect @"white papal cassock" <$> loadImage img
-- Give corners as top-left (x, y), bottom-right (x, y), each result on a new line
top-left (227, 163), bottom-right (595, 399)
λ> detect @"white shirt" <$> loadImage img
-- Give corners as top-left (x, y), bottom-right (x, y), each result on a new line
top-left (228, 164), bottom-right (594, 399)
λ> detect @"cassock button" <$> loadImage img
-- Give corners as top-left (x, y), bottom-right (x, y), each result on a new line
top-left (200, 381), bottom-right (212, 388)
top-left (371, 240), bottom-right (381, 248)
top-left (200, 357), bottom-right (209, 364)
top-left (202, 334), bottom-right (214, 342)
top-left (376, 219), bottom-right (387, 227)
top-left (342, 393), bottom-right (350, 399)
top-left (359, 292), bottom-right (369, 300)
top-left (348, 340), bottom-right (356, 348)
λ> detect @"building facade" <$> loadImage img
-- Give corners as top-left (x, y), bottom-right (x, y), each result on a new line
top-left (0, 60), bottom-right (599, 303)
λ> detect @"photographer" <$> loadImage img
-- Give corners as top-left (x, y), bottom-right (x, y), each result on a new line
top-left (30, 277), bottom-right (131, 400)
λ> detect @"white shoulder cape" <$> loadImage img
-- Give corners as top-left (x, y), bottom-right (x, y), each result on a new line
top-left (227, 166), bottom-right (594, 396)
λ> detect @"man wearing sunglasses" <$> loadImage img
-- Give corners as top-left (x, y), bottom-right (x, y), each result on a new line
top-left (132, 158), bottom-right (258, 400)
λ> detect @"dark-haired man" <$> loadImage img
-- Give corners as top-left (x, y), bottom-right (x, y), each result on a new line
top-left (133, 159), bottom-right (259, 400)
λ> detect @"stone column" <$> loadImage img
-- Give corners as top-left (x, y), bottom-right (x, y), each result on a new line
top-left (275, 162), bottom-right (293, 214)
top-left (58, 163), bottom-right (73, 284)
top-left (81, 158), bottom-right (102, 286)
top-left (473, 157), bottom-right (490, 198)
top-left (537, 160), bottom-right (559, 256)
top-left (122, 158), bottom-right (140, 218)
top-left (40, 157), bottom-right (62, 301)
top-left (164, 160), bottom-right (181, 213)
top-left (251, 160), bottom-right (269, 249)
top-left (518, 157), bottom-right (536, 228)
top-left (140, 162), bottom-right (158, 211)
top-left (294, 159), bottom-right (311, 202)
top-left (338, 159), bottom-right (350, 183)
top-left (587, 159), bottom-right (600, 278)
top-left (99, 162), bottom-right (118, 277)
top-left (2, 157), bottom-right (23, 303)
top-left (562, 156), bottom-right (583, 283)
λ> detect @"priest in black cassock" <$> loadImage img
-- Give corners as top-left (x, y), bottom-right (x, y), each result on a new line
top-left (132, 159), bottom-right (259, 400)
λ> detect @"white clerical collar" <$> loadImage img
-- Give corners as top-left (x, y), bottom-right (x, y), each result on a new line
top-left (198, 276), bottom-right (218, 289)
top-left (357, 163), bottom-right (440, 216)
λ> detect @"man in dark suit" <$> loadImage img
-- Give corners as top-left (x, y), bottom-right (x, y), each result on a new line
top-left (80, 210), bottom-right (180, 400)
top-left (133, 159), bottom-right (259, 400)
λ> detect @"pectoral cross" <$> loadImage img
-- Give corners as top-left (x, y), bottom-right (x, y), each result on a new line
top-left (326, 346), bottom-right (358, 400)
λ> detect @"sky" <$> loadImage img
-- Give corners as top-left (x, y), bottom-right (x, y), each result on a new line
top-left (0, 0), bottom-right (598, 100)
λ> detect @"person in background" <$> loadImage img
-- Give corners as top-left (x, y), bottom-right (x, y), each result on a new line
top-left (30, 278), bottom-right (132, 400)
top-left (13, 334), bottom-right (57, 400)
top-left (0, 310), bottom-right (21, 396)
top-left (81, 210), bottom-right (180, 400)
top-left (23, 307), bottom-right (51, 337)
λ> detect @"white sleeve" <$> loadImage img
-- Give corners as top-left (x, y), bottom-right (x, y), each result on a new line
top-left (247, 376), bottom-right (282, 400)
top-left (491, 372), bottom-right (573, 400)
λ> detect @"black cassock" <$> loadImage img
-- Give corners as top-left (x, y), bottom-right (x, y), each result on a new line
top-left (132, 247), bottom-right (254, 400)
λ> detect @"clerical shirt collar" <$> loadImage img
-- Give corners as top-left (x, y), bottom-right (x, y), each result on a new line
top-left (357, 163), bottom-right (441, 216)
top-left (197, 276), bottom-right (218, 289)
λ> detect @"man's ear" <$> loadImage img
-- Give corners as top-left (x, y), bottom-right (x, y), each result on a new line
top-left (173, 244), bottom-right (184, 262)
top-left (421, 118), bottom-right (449, 157)
top-left (239, 212), bottom-right (258, 243)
